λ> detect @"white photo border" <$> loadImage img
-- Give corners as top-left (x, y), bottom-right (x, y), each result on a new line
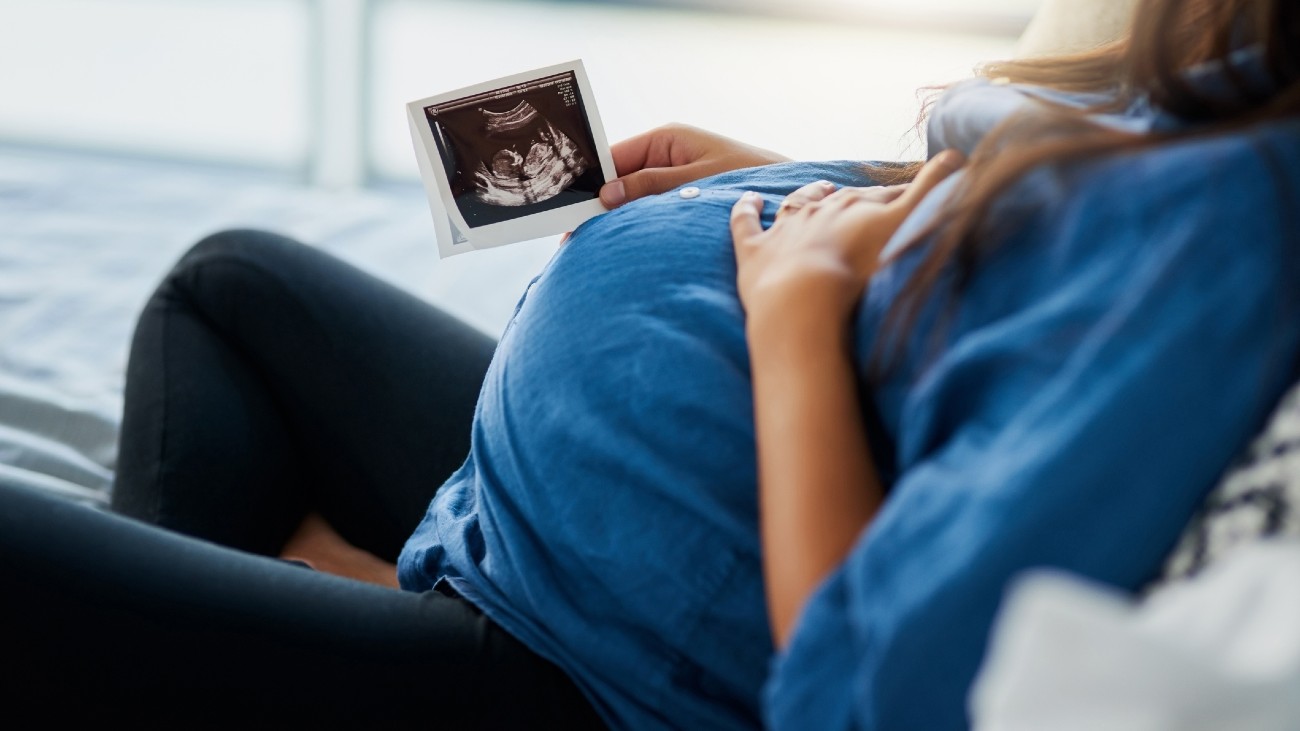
top-left (406, 59), bottom-right (616, 258)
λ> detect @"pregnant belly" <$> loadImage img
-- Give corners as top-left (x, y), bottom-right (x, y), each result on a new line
top-left (400, 161), bottom-right (881, 729)
top-left (485, 184), bottom-right (761, 585)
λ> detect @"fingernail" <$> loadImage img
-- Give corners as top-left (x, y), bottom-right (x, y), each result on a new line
top-left (600, 180), bottom-right (626, 207)
top-left (743, 191), bottom-right (760, 200)
top-left (819, 180), bottom-right (834, 188)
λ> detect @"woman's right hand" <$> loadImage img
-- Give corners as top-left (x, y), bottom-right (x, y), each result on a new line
top-left (731, 150), bottom-right (965, 331)
top-left (599, 124), bottom-right (790, 209)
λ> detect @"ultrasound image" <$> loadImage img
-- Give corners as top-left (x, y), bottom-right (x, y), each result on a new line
top-left (475, 101), bottom-right (588, 207)
top-left (426, 72), bottom-right (603, 229)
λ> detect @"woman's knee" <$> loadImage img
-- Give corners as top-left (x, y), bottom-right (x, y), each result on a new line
top-left (159, 229), bottom-right (310, 302)
top-left (129, 230), bottom-right (300, 358)
top-left (178, 228), bottom-right (306, 272)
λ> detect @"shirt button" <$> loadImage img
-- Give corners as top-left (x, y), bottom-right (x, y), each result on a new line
top-left (679, 186), bottom-right (701, 199)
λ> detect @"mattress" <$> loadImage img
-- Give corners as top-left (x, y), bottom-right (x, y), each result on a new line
top-left (0, 145), bottom-right (559, 508)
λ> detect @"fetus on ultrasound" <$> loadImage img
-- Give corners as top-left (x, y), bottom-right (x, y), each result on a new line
top-left (472, 101), bottom-right (589, 207)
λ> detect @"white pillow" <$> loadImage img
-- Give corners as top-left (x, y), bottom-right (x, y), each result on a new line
top-left (969, 540), bottom-right (1300, 731)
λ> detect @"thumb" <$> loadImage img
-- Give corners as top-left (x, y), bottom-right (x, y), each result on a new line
top-left (601, 165), bottom-right (706, 208)
top-left (893, 149), bottom-right (965, 214)
top-left (729, 191), bottom-right (765, 245)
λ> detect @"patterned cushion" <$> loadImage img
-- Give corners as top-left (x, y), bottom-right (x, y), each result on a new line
top-left (1154, 382), bottom-right (1300, 588)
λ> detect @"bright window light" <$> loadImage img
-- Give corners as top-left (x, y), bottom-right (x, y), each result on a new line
top-left (0, 0), bottom-right (1034, 182)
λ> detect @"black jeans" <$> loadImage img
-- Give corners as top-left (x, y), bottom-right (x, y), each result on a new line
top-left (0, 230), bottom-right (606, 728)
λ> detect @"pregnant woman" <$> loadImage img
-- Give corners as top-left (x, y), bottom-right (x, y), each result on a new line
top-left (4, 0), bottom-right (1299, 728)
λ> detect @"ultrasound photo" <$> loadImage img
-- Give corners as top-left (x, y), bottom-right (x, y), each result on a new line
top-left (425, 71), bottom-right (604, 229)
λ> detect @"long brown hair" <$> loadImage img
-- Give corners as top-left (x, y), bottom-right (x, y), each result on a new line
top-left (875, 0), bottom-right (1300, 374)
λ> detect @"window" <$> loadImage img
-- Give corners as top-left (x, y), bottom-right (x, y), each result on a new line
top-left (0, 0), bottom-right (1036, 186)
top-left (0, 0), bottom-right (311, 168)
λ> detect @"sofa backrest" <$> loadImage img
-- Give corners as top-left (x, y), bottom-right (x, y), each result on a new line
top-left (1016, 0), bottom-right (1139, 58)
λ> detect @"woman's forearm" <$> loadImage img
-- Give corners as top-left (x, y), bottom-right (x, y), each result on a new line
top-left (729, 153), bottom-right (962, 649)
top-left (747, 314), bottom-right (884, 648)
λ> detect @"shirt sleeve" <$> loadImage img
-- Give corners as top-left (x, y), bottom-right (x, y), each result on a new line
top-left (762, 136), bottom-right (1300, 731)
top-left (925, 78), bottom-right (1124, 159)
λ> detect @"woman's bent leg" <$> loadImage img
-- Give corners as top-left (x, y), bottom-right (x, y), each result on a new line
top-left (1, 482), bottom-right (606, 727)
top-left (112, 229), bottom-right (496, 560)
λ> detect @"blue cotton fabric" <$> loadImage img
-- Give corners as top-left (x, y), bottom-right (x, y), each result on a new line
top-left (400, 57), bottom-right (1300, 730)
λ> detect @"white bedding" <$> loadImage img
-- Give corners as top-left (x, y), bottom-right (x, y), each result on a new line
top-left (0, 145), bottom-right (559, 507)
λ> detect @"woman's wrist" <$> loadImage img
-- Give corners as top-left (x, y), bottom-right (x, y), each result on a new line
top-left (745, 300), bottom-right (854, 368)
top-left (746, 275), bottom-right (856, 335)
top-left (745, 292), bottom-right (879, 647)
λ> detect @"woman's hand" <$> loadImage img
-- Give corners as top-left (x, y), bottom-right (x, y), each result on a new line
top-left (730, 150), bottom-right (965, 334)
top-left (600, 123), bottom-right (790, 208)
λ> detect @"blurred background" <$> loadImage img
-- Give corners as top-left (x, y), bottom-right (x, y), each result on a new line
top-left (0, 0), bottom-right (1035, 179)
top-left (0, 0), bottom-right (1036, 503)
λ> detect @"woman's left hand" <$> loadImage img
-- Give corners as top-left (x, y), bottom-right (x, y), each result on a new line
top-left (730, 151), bottom-right (965, 332)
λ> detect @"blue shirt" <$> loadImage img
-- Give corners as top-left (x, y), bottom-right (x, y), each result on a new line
top-left (399, 59), bottom-right (1300, 730)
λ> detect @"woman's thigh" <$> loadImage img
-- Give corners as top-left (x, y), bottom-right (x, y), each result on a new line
top-left (113, 229), bottom-right (497, 560)
top-left (3, 481), bottom-right (605, 728)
